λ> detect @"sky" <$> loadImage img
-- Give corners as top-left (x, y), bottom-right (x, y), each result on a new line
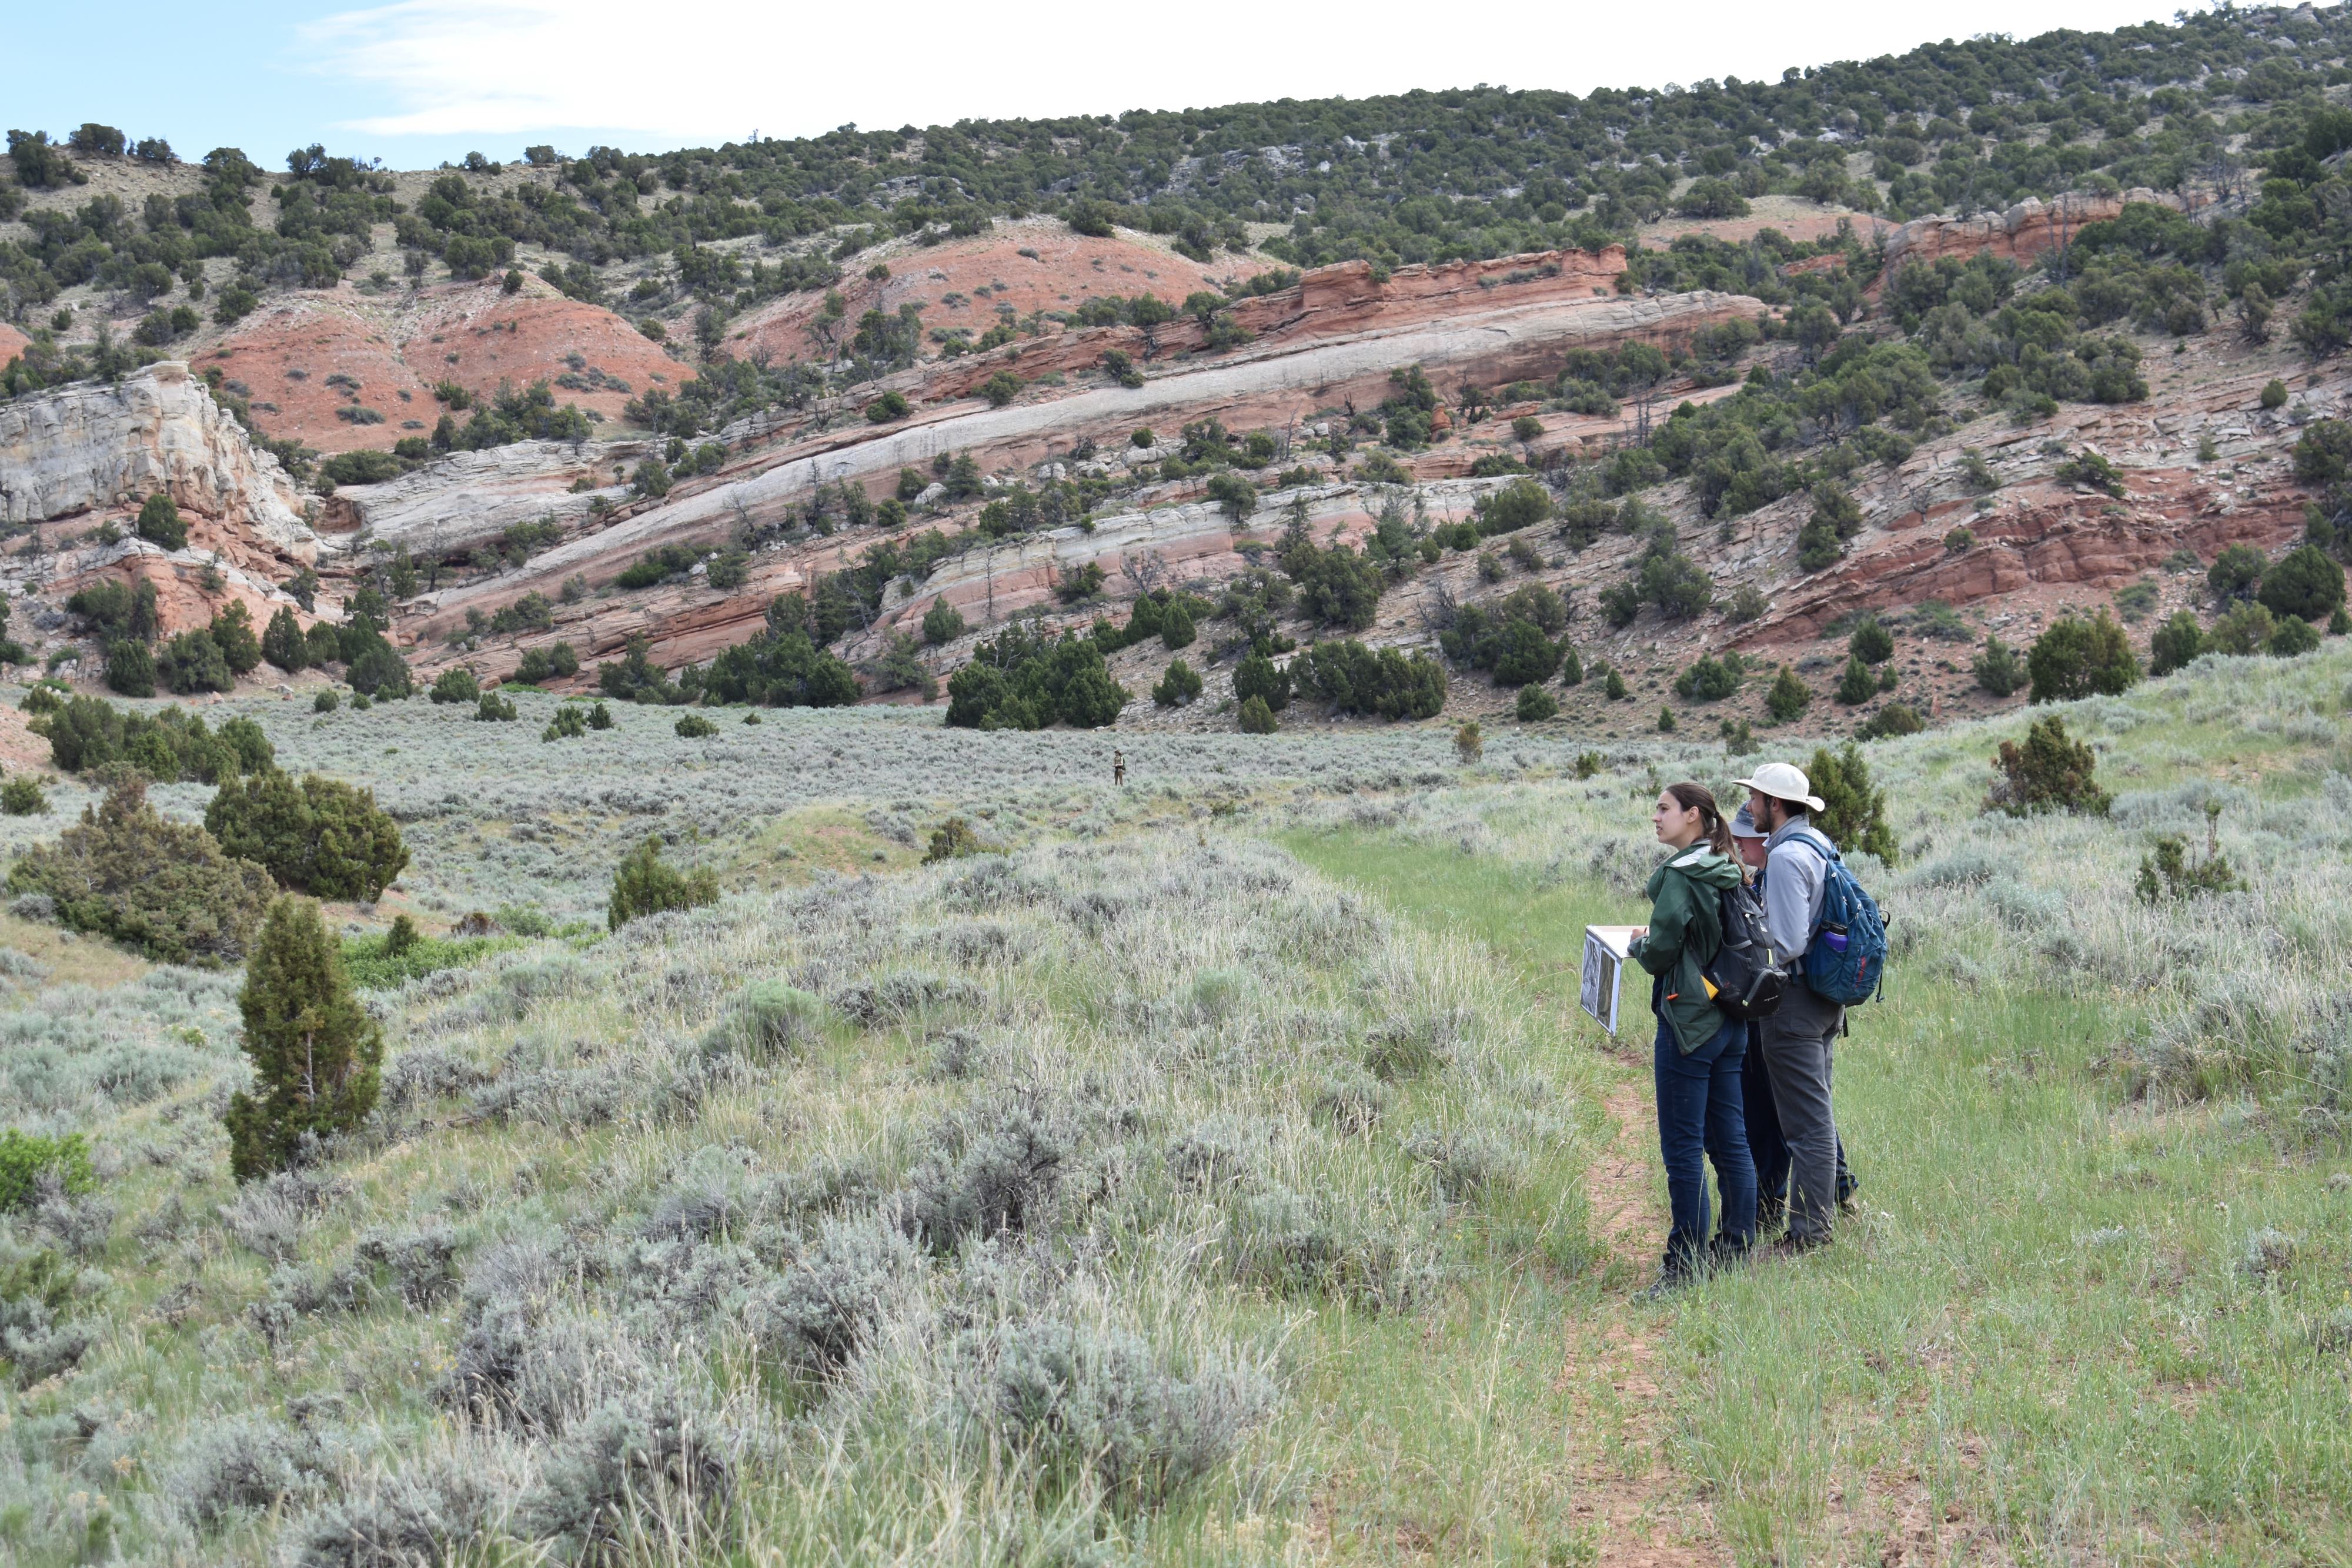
top-left (9, 0), bottom-right (2213, 171)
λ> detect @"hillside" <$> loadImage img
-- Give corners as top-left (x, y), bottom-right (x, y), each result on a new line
top-left (5, 8), bottom-right (2352, 739)
top-left (0, 11), bottom-right (2347, 747)
top-left (0, 646), bottom-right (2345, 1564)
top-left (6, 10), bottom-right (2352, 1561)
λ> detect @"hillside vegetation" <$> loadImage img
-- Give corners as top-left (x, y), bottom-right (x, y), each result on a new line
top-left (0, 641), bottom-right (2346, 1563)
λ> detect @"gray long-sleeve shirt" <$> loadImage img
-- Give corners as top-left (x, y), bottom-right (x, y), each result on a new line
top-left (1762, 818), bottom-right (1832, 959)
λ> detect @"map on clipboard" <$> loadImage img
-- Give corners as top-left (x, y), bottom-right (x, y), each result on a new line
top-left (1579, 925), bottom-right (1644, 1036)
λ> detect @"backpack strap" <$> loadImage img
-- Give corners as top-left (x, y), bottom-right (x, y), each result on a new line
top-left (1783, 824), bottom-right (1841, 864)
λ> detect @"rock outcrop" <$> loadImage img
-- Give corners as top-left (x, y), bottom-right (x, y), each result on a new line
top-left (0, 360), bottom-right (314, 553)
top-left (1750, 476), bottom-right (2308, 644)
top-left (0, 323), bottom-right (28, 371)
top-left (1877, 189), bottom-right (2189, 279)
top-left (319, 438), bottom-right (647, 555)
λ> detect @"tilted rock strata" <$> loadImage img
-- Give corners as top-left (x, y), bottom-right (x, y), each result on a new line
top-left (402, 476), bottom-right (1514, 682)
top-left (319, 438), bottom-right (648, 552)
top-left (395, 285), bottom-right (1759, 626)
top-left (1751, 478), bottom-right (2307, 645)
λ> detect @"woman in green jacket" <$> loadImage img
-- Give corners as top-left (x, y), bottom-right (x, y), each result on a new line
top-left (1626, 782), bottom-right (1757, 1292)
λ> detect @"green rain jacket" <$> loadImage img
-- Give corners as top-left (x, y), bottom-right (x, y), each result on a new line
top-left (1626, 844), bottom-right (1744, 1054)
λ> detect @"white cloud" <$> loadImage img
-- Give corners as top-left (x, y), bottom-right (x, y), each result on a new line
top-left (303, 0), bottom-right (2176, 151)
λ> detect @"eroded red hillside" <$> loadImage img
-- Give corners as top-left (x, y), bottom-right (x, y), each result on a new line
top-left (206, 279), bottom-right (691, 453)
top-left (208, 297), bottom-right (439, 454)
top-left (406, 286), bottom-right (690, 427)
top-left (732, 221), bottom-right (1284, 367)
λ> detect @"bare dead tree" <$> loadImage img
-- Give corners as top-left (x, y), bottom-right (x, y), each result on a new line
top-left (1120, 548), bottom-right (1170, 597)
top-left (1414, 578), bottom-right (1459, 639)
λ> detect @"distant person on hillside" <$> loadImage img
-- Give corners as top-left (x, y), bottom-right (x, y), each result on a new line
top-left (1729, 805), bottom-right (1857, 1236)
top-left (1736, 762), bottom-right (1855, 1255)
top-left (1112, 748), bottom-right (1126, 787)
top-left (1626, 782), bottom-right (1756, 1295)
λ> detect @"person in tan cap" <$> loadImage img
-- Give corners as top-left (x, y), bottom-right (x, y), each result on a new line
top-left (1734, 761), bottom-right (1847, 1254)
top-left (1729, 802), bottom-right (1857, 1236)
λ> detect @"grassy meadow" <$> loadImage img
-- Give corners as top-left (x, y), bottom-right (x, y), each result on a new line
top-left (1, 647), bottom-right (2349, 1566)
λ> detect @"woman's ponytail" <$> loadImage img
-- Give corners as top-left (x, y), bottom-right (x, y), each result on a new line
top-left (1664, 781), bottom-right (1735, 860)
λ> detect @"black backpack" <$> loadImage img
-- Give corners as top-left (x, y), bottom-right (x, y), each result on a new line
top-left (1706, 879), bottom-right (1788, 1022)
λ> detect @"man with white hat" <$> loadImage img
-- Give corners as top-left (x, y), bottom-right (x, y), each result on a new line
top-left (1735, 761), bottom-right (1847, 1254)
top-left (1730, 801), bottom-right (1857, 1237)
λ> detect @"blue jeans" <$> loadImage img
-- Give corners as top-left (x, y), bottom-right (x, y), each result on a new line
top-left (1654, 1011), bottom-right (1757, 1272)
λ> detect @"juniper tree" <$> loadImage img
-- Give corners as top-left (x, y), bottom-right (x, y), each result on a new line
top-left (608, 837), bottom-right (720, 930)
top-left (224, 897), bottom-right (383, 1181)
top-left (262, 607), bottom-right (309, 672)
top-left (211, 601), bottom-right (262, 676)
top-left (136, 493), bottom-right (188, 550)
top-left (1973, 634), bottom-right (2026, 696)
top-left (1765, 666), bottom-right (1810, 721)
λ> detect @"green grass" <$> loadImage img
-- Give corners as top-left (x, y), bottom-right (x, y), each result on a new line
top-left (1286, 825), bottom-right (2352, 1564)
top-left (337, 930), bottom-right (523, 988)
top-left (4, 648), bottom-right (2347, 1564)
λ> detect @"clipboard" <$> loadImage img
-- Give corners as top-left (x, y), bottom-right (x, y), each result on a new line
top-left (1580, 925), bottom-right (1643, 1036)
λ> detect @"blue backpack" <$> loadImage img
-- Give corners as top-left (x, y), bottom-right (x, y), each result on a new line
top-left (1786, 828), bottom-right (1887, 1005)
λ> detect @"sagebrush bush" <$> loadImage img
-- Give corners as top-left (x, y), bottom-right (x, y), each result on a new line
top-left (282, 1460), bottom-right (491, 1568)
top-left (701, 980), bottom-right (823, 1063)
top-left (898, 1099), bottom-right (1069, 1251)
top-left (751, 1215), bottom-right (915, 1376)
top-left (964, 1316), bottom-right (1275, 1509)
top-left (219, 1167), bottom-right (350, 1261)
top-left (1402, 1124), bottom-right (1524, 1202)
top-left (7, 778), bottom-right (276, 963)
top-left (169, 1415), bottom-right (328, 1526)
top-left (1362, 1008), bottom-right (1465, 1081)
top-left (0, 1241), bottom-right (88, 1386)
top-left (1222, 1185), bottom-right (1415, 1307)
top-left (354, 1222), bottom-right (462, 1308)
top-left (518, 1386), bottom-right (732, 1560)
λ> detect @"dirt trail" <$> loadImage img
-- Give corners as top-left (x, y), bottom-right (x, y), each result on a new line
top-left (1555, 1068), bottom-right (1730, 1567)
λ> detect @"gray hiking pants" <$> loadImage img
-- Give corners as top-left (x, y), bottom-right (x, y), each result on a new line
top-left (1758, 981), bottom-right (1843, 1243)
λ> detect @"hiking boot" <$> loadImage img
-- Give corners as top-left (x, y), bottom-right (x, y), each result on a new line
top-left (1638, 1268), bottom-right (1695, 1302)
top-left (1769, 1232), bottom-right (1829, 1260)
top-left (1706, 1238), bottom-right (1754, 1272)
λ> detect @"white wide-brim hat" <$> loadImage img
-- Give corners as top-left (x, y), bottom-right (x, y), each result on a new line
top-left (1735, 761), bottom-right (1828, 815)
